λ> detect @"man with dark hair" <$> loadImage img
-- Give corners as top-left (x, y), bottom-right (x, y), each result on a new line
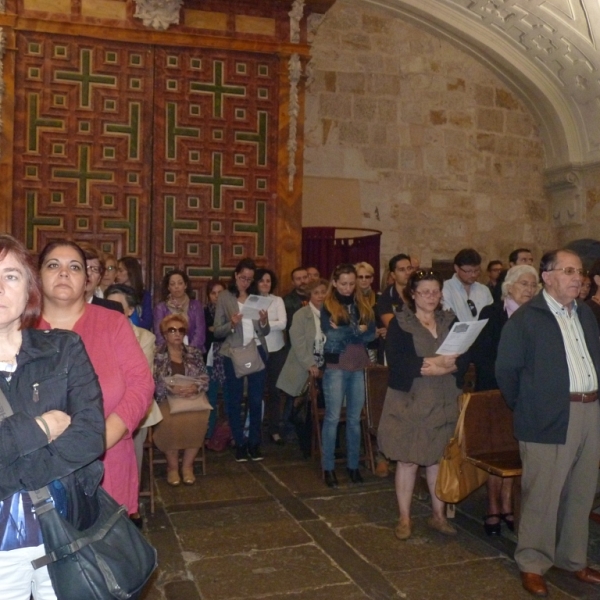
top-left (496, 249), bottom-right (600, 597)
top-left (442, 248), bottom-right (492, 321)
top-left (283, 267), bottom-right (309, 332)
top-left (509, 248), bottom-right (534, 266)
top-left (493, 248), bottom-right (535, 302)
top-left (377, 253), bottom-right (413, 328)
top-left (486, 260), bottom-right (503, 291)
top-left (306, 266), bottom-right (320, 282)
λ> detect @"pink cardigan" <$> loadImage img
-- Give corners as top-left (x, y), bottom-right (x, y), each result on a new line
top-left (39, 304), bottom-right (154, 513)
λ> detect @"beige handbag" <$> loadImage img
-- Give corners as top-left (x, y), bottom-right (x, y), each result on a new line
top-left (435, 394), bottom-right (488, 503)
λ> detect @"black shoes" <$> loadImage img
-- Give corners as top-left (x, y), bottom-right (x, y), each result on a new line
top-left (500, 512), bottom-right (515, 532)
top-left (235, 445), bottom-right (249, 462)
top-left (248, 446), bottom-right (264, 461)
top-left (347, 468), bottom-right (363, 484)
top-left (324, 470), bottom-right (338, 488)
top-left (483, 514), bottom-right (501, 536)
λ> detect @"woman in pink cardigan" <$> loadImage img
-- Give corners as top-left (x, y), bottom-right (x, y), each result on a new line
top-left (37, 241), bottom-right (154, 516)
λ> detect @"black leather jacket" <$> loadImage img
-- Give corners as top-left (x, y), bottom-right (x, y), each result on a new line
top-left (0, 328), bottom-right (105, 502)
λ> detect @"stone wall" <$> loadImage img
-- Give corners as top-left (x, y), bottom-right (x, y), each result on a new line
top-left (303, 0), bottom-right (556, 269)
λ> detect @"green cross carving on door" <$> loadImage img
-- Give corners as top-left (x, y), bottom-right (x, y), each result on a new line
top-left (189, 152), bottom-right (244, 209)
top-left (52, 145), bottom-right (114, 204)
top-left (190, 61), bottom-right (245, 119)
top-left (54, 49), bottom-right (116, 109)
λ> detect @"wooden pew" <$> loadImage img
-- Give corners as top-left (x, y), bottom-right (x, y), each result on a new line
top-left (461, 390), bottom-right (522, 525)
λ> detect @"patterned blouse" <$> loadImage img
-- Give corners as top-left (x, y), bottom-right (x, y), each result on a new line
top-left (154, 344), bottom-right (209, 403)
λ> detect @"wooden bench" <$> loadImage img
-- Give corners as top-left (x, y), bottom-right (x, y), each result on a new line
top-left (461, 390), bottom-right (522, 524)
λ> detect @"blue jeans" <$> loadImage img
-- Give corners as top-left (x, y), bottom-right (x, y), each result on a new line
top-left (321, 368), bottom-right (365, 471)
top-left (223, 346), bottom-right (268, 449)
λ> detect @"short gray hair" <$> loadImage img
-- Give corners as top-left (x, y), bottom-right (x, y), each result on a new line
top-left (501, 265), bottom-right (539, 300)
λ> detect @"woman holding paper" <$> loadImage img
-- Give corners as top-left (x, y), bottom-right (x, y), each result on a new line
top-left (377, 269), bottom-right (469, 541)
top-left (471, 264), bottom-right (538, 535)
top-left (213, 258), bottom-right (269, 462)
top-left (153, 313), bottom-right (210, 486)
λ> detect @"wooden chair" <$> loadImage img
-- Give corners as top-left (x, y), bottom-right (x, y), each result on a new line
top-left (364, 364), bottom-right (388, 471)
top-left (461, 390), bottom-right (521, 524)
top-left (309, 374), bottom-right (375, 476)
top-left (139, 427), bottom-right (155, 514)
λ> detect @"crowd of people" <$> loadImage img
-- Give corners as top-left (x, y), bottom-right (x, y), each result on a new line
top-left (1, 233), bottom-right (600, 598)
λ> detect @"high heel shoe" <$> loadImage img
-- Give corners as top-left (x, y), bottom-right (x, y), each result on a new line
top-left (167, 470), bottom-right (181, 486)
top-left (483, 514), bottom-right (501, 536)
top-left (500, 512), bottom-right (515, 532)
top-left (324, 470), bottom-right (338, 488)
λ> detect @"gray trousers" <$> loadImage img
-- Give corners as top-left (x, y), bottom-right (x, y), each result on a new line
top-left (516, 401), bottom-right (600, 574)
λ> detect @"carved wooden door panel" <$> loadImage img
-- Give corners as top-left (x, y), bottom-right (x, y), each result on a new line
top-left (12, 33), bottom-right (154, 267)
top-left (151, 47), bottom-right (278, 294)
top-left (12, 33), bottom-right (280, 296)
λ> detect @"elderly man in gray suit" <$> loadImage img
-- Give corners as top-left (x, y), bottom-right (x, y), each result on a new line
top-left (496, 248), bottom-right (600, 597)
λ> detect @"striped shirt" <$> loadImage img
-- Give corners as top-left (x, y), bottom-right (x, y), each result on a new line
top-left (543, 290), bottom-right (598, 393)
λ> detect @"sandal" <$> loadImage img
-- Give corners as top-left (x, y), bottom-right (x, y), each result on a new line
top-left (483, 514), bottom-right (501, 536)
top-left (500, 512), bottom-right (515, 532)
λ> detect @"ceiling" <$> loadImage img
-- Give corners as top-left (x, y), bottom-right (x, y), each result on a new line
top-left (362, 0), bottom-right (600, 171)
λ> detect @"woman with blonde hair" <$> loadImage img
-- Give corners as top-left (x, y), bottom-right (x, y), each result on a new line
top-left (320, 263), bottom-right (376, 487)
top-left (153, 313), bottom-right (210, 485)
top-left (355, 261), bottom-right (386, 364)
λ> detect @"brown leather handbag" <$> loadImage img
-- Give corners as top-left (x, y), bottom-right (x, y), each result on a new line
top-left (435, 393), bottom-right (488, 503)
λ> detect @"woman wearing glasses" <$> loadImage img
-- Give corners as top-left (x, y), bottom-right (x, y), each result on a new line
top-left (472, 264), bottom-right (539, 535)
top-left (355, 262), bottom-right (386, 365)
top-left (214, 258), bottom-right (269, 462)
top-left (378, 269), bottom-right (469, 540)
top-left (153, 313), bottom-right (210, 486)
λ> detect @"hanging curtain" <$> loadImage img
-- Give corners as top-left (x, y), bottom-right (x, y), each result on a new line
top-left (302, 227), bottom-right (382, 290)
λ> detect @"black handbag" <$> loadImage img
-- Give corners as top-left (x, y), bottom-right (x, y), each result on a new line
top-left (29, 485), bottom-right (157, 600)
top-left (0, 388), bottom-right (157, 600)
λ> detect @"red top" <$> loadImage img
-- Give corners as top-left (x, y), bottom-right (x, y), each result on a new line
top-left (39, 304), bottom-right (154, 513)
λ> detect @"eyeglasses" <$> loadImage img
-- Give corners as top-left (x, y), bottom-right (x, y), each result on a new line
top-left (548, 267), bottom-right (584, 276)
top-left (357, 275), bottom-right (373, 279)
top-left (466, 299), bottom-right (477, 317)
top-left (105, 266), bottom-right (116, 272)
top-left (459, 266), bottom-right (481, 276)
top-left (166, 327), bottom-right (186, 334)
top-left (86, 266), bottom-right (101, 274)
top-left (415, 289), bottom-right (441, 298)
top-left (237, 276), bottom-right (253, 283)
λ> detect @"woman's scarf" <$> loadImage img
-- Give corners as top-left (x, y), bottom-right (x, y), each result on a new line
top-left (166, 293), bottom-right (190, 316)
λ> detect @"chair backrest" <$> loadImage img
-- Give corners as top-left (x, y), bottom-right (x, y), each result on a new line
top-left (364, 365), bottom-right (388, 434)
top-left (462, 389), bottom-right (518, 459)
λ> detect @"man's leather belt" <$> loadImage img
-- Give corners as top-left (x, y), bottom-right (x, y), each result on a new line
top-left (570, 391), bottom-right (598, 403)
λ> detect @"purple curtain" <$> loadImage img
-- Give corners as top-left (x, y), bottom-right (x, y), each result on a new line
top-left (302, 228), bottom-right (382, 291)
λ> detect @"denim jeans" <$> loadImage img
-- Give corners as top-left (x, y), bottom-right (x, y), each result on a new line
top-left (321, 368), bottom-right (365, 471)
top-left (223, 345), bottom-right (268, 448)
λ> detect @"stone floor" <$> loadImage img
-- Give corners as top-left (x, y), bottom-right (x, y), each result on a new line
top-left (139, 441), bottom-right (600, 600)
